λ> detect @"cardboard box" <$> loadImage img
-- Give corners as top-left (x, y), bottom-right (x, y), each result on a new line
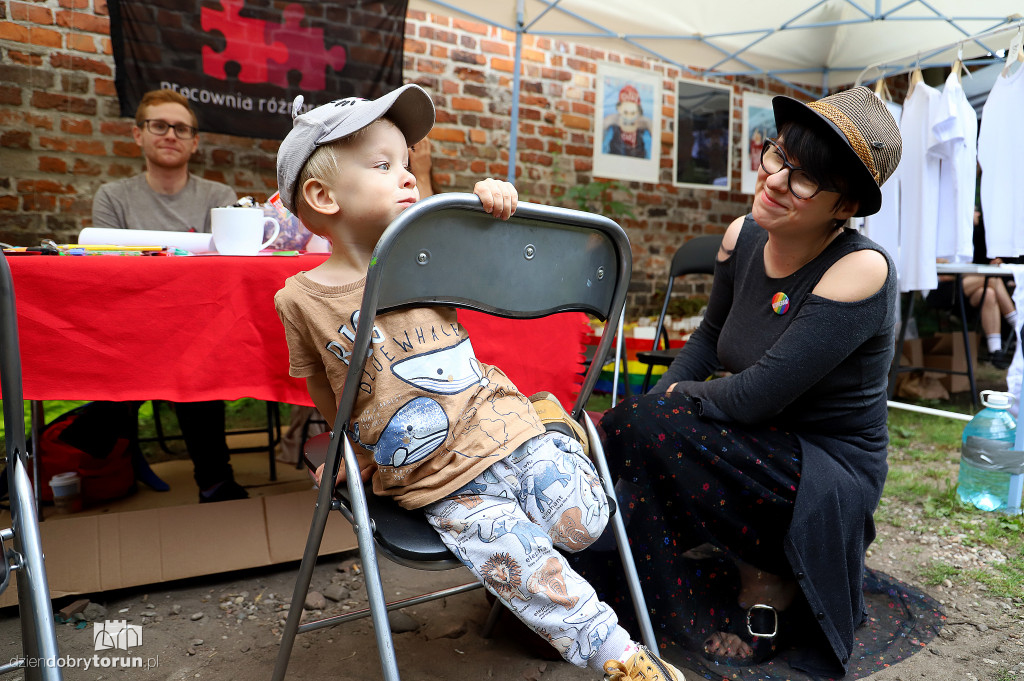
top-left (0, 452), bottom-right (356, 607)
top-left (897, 337), bottom-right (924, 368)
top-left (921, 332), bottom-right (978, 394)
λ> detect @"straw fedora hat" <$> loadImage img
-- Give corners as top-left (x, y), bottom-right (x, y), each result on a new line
top-left (772, 86), bottom-right (901, 217)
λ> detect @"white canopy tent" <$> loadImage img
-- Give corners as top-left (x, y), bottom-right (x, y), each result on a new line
top-left (408, 0), bottom-right (1024, 178)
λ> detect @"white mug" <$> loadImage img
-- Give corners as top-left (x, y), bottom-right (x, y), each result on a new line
top-left (211, 207), bottom-right (281, 255)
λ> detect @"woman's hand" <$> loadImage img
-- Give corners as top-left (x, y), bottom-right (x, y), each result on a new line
top-left (473, 178), bottom-right (518, 219)
top-left (312, 459), bottom-right (377, 488)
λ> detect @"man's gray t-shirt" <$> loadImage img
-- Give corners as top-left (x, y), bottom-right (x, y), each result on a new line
top-left (92, 173), bottom-right (237, 232)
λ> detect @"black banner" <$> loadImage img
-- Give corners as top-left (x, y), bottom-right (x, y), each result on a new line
top-left (108, 0), bottom-right (408, 140)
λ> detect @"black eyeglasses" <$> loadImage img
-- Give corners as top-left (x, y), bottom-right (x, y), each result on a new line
top-left (142, 119), bottom-right (197, 140)
top-left (759, 139), bottom-right (834, 199)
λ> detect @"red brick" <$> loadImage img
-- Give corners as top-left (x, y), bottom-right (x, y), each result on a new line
top-left (522, 48), bottom-right (545, 63)
top-left (38, 156), bottom-right (67, 173)
top-left (562, 114), bottom-right (590, 130)
top-left (469, 129), bottom-right (486, 144)
top-left (29, 26), bottom-right (63, 48)
top-left (1, 131), bottom-right (31, 149)
top-left (50, 52), bottom-right (113, 75)
top-left (0, 23), bottom-right (31, 43)
top-left (39, 136), bottom-right (69, 151)
top-left (453, 18), bottom-right (488, 34)
top-left (0, 196), bottom-right (20, 211)
top-left (23, 194), bottom-right (57, 211)
top-left (430, 44), bottom-right (448, 59)
top-left (111, 141), bottom-right (139, 157)
top-left (481, 40), bottom-right (510, 56)
top-left (56, 10), bottom-right (109, 34)
top-left (8, 50), bottom-right (44, 66)
top-left (490, 57), bottom-right (515, 73)
top-left (59, 0), bottom-right (92, 8)
top-left (94, 77), bottom-right (117, 96)
top-left (31, 92), bottom-right (97, 115)
top-left (0, 85), bottom-right (22, 106)
top-left (101, 120), bottom-right (133, 136)
top-left (430, 127), bottom-right (466, 143)
top-left (61, 118), bottom-right (92, 135)
top-left (107, 163), bottom-right (136, 178)
top-left (19, 179), bottom-right (71, 194)
top-left (66, 33), bottom-right (97, 53)
top-left (451, 96), bottom-right (483, 112)
top-left (10, 2), bottom-right (55, 24)
top-left (404, 38), bottom-right (427, 54)
top-left (69, 139), bottom-right (104, 154)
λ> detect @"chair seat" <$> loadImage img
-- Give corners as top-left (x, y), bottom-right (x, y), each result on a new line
top-left (635, 347), bottom-right (681, 366)
top-left (303, 433), bottom-right (454, 564)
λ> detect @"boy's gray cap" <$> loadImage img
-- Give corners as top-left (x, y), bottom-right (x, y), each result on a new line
top-left (277, 84), bottom-right (435, 214)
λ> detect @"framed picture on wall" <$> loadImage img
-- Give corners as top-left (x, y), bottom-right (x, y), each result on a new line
top-left (741, 92), bottom-right (777, 194)
top-left (673, 80), bottom-right (732, 189)
top-left (593, 63), bottom-right (661, 183)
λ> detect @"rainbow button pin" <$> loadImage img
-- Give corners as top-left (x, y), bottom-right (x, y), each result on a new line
top-left (771, 292), bottom-right (790, 315)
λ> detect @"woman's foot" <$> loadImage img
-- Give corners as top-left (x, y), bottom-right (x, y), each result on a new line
top-left (702, 560), bottom-right (798, 665)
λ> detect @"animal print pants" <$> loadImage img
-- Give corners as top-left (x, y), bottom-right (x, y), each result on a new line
top-left (423, 432), bottom-right (625, 668)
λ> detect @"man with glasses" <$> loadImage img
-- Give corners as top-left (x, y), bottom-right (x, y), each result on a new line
top-left (92, 89), bottom-right (237, 232)
top-left (91, 89), bottom-right (246, 504)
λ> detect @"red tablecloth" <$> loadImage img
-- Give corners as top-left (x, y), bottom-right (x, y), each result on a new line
top-left (7, 254), bottom-right (588, 407)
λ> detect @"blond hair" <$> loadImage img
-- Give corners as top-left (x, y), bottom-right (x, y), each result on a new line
top-left (294, 117), bottom-right (398, 222)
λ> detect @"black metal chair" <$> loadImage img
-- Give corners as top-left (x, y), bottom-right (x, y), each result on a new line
top-left (636, 234), bottom-right (723, 393)
top-left (0, 252), bottom-right (63, 680)
top-left (271, 193), bottom-right (656, 681)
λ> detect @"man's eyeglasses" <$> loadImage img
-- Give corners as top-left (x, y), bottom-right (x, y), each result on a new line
top-left (142, 119), bottom-right (197, 140)
top-left (759, 139), bottom-right (834, 199)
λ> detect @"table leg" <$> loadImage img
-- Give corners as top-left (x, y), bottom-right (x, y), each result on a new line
top-left (954, 274), bottom-right (979, 410)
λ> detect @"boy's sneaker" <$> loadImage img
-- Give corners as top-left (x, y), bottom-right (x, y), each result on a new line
top-left (603, 646), bottom-right (690, 681)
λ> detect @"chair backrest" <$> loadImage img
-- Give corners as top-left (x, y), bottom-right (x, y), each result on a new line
top-left (651, 234), bottom-right (723, 351)
top-left (0, 254), bottom-right (27, 466)
top-left (333, 193), bottom-right (631, 428)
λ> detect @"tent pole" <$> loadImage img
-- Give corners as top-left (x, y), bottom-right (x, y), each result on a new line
top-left (507, 0), bottom-right (524, 184)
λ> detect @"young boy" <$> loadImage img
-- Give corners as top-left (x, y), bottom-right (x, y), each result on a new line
top-left (273, 84), bottom-right (688, 681)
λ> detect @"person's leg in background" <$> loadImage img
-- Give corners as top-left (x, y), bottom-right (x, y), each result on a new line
top-left (963, 275), bottom-right (1018, 368)
top-left (173, 400), bottom-right (248, 503)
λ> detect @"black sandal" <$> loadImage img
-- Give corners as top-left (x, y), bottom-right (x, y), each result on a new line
top-left (702, 603), bottom-right (789, 666)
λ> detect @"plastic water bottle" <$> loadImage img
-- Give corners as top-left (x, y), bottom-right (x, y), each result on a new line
top-left (958, 391), bottom-right (1024, 514)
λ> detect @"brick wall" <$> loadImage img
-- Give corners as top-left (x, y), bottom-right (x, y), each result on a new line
top-left (0, 1), bottom-right (814, 316)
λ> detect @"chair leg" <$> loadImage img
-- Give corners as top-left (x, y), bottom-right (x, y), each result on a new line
top-left (582, 413), bottom-right (657, 651)
top-left (339, 439), bottom-right (403, 681)
top-left (270, 461), bottom-right (338, 681)
top-left (8, 455), bottom-right (63, 680)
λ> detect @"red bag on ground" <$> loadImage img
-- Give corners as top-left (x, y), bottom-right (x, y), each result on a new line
top-left (36, 402), bottom-right (138, 504)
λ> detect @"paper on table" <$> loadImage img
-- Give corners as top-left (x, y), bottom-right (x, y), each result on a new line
top-left (78, 228), bottom-right (214, 253)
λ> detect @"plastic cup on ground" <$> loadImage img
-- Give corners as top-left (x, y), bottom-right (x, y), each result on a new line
top-left (49, 471), bottom-right (82, 513)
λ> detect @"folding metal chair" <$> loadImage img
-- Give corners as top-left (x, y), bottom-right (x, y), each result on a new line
top-left (636, 234), bottom-right (723, 393)
top-left (0, 252), bottom-right (63, 680)
top-left (271, 193), bottom-right (656, 681)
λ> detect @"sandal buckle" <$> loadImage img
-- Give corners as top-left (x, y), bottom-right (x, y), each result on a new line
top-left (746, 604), bottom-right (778, 639)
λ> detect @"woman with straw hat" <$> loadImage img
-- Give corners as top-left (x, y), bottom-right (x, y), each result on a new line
top-left (585, 86), bottom-right (902, 677)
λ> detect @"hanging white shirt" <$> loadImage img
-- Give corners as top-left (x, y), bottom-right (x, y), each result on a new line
top-left (930, 72), bottom-right (977, 263)
top-left (858, 97), bottom-right (903, 268)
top-left (898, 83), bottom-right (941, 292)
top-left (978, 64), bottom-right (1024, 259)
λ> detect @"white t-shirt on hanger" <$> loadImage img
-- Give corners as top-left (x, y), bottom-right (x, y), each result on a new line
top-left (898, 83), bottom-right (941, 293)
top-left (978, 64), bottom-right (1024, 259)
top-left (857, 97), bottom-right (903, 268)
top-left (930, 72), bottom-right (977, 263)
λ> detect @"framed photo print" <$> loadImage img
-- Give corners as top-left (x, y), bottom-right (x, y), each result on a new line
top-left (673, 80), bottom-right (732, 189)
top-left (593, 63), bottom-right (661, 183)
top-left (741, 92), bottom-right (777, 194)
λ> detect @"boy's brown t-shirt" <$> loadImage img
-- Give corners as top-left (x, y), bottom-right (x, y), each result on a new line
top-left (275, 273), bottom-right (545, 509)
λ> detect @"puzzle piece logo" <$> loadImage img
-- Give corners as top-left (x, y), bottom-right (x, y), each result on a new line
top-left (201, 0), bottom-right (346, 90)
top-left (266, 4), bottom-right (347, 90)
top-left (93, 620), bottom-right (143, 651)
